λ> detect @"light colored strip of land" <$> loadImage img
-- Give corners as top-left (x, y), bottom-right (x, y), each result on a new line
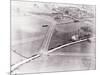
top-left (48, 37), bottom-right (95, 53)
top-left (11, 54), bottom-right (41, 72)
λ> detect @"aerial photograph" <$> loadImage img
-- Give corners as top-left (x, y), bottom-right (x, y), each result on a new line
top-left (11, 0), bottom-right (96, 74)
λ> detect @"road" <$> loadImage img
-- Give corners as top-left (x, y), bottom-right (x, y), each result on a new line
top-left (12, 39), bottom-right (95, 74)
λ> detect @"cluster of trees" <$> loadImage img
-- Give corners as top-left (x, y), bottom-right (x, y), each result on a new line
top-left (52, 6), bottom-right (94, 22)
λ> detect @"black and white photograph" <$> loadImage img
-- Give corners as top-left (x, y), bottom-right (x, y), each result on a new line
top-left (11, 0), bottom-right (96, 74)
